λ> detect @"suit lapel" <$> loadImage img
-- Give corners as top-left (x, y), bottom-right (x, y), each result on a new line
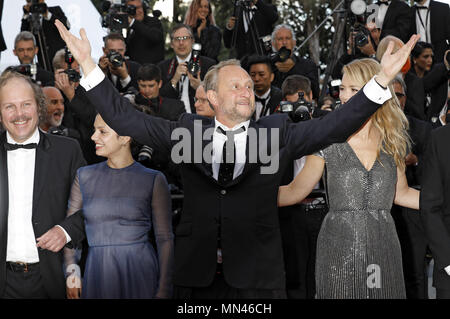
top-left (382, 1), bottom-right (396, 30)
top-left (429, 0), bottom-right (437, 42)
top-left (32, 131), bottom-right (51, 220)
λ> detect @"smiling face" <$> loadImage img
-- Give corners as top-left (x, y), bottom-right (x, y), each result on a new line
top-left (0, 77), bottom-right (39, 143)
top-left (91, 114), bottom-right (129, 158)
top-left (208, 65), bottom-right (255, 126)
top-left (197, 0), bottom-right (210, 20)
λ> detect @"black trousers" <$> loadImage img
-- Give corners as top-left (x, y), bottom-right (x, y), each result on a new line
top-left (174, 264), bottom-right (286, 299)
top-left (2, 263), bottom-right (48, 299)
top-left (392, 205), bottom-right (429, 299)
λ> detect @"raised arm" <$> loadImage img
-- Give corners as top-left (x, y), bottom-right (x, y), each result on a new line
top-left (393, 167), bottom-right (420, 210)
top-left (278, 155), bottom-right (325, 207)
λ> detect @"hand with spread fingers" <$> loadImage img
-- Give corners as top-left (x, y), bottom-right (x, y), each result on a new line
top-left (376, 34), bottom-right (421, 87)
top-left (36, 226), bottom-right (67, 252)
top-left (54, 19), bottom-right (96, 76)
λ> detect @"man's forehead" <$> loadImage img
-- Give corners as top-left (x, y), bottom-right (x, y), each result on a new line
top-left (16, 40), bottom-right (35, 48)
top-left (173, 28), bottom-right (190, 37)
top-left (276, 28), bottom-right (292, 38)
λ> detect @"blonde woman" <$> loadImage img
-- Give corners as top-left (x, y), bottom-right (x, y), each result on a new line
top-left (278, 59), bottom-right (419, 299)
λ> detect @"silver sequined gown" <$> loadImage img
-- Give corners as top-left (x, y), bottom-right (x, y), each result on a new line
top-left (315, 143), bottom-right (406, 299)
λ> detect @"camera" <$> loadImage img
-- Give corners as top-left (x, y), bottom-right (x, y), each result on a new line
top-left (328, 79), bottom-right (342, 110)
top-left (107, 50), bottom-right (124, 67)
top-left (101, 0), bottom-right (136, 32)
top-left (353, 25), bottom-right (370, 48)
top-left (138, 145), bottom-right (154, 163)
top-left (279, 92), bottom-right (313, 122)
top-left (28, 0), bottom-right (47, 14)
top-left (260, 35), bottom-right (292, 64)
top-left (188, 43), bottom-right (202, 75)
top-left (64, 47), bottom-right (81, 82)
top-left (6, 64), bottom-right (37, 78)
top-left (49, 127), bottom-right (69, 137)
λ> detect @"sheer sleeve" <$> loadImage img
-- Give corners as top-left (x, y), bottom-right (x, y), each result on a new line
top-left (63, 174), bottom-right (83, 276)
top-left (151, 172), bottom-right (174, 298)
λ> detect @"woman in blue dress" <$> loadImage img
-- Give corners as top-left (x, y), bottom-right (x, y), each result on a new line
top-left (65, 114), bottom-right (174, 299)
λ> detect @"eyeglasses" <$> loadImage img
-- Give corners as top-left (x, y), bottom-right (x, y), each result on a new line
top-left (173, 36), bottom-right (193, 43)
top-left (395, 92), bottom-right (405, 98)
top-left (194, 97), bottom-right (208, 104)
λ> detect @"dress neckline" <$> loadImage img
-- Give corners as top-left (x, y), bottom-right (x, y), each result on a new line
top-left (344, 142), bottom-right (378, 173)
top-left (105, 160), bottom-right (136, 171)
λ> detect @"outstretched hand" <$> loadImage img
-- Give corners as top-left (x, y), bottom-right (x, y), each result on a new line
top-left (377, 34), bottom-right (421, 87)
top-left (54, 19), bottom-right (96, 76)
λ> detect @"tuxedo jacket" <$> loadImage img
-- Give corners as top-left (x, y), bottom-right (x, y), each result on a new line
top-left (410, 0), bottom-right (450, 63)
top-left (380, 0), bottom-right (414, 44)
top-left (223, 0), bottom-right (278, 59)
top-left (253, 85), bottom-right (282, 120)
top-left (73, 76), bottom-right (386, 290)
top-left (420, 124), bottom-right (450, 290)
top-left (125, 15), bottom-right (165, 65)
top-left (0, 131), bottom-right (85, 298)
top-left (21, 6), bottom-right (69, 71)
top-left (157, 56), bottom-right (216, 113)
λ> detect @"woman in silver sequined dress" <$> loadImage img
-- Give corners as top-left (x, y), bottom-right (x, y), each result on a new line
top-left (278, 58), bottom-right (420, 299)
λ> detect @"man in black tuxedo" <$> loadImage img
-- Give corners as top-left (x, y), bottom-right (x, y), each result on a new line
top-left (124, 0), bottom-right (164, 65)
top-left (223, 0), bottom-right (278, 59)
top-left (0, 71), bottom-right (85, 298)
top-left (98, 33), bottom-right (141, 94)
top-left (13, 31), bottom-right (54, 86)
top-left (42, 21), bottom-right (420, 298)
top-left (21, 0), bottom-right (70, 71)
top-left (246, 55), bottom-right (282, 120)
top-left (420, 123), bottom-right (450, 299)
top-left (377, 0), bottom-right (414, 44)
top-left (411, 0), bottom-right (450, 63)
top-left (158, 24), bottom-right (216, 114)
top-left (270, 24), bottom-right (320, 100)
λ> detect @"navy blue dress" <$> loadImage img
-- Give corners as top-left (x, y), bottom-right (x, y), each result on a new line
top-left (67, 161), bottom-right (174, 298)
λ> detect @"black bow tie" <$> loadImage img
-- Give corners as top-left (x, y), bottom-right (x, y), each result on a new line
top-left (255, 96), bottom-right (268, 105)
top-left (377, 1), bottom-right (389, 5)
top-left (4, 142), bottom-right (38, 151)
top-left (415, 5), bottom-right (428, 9)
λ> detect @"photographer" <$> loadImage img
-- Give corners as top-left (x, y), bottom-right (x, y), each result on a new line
top-left (12, 31), bottom-right (53, 86)
top-left (21, 0), bottom-right (70, 71)
top-left (331, 22), bottom-right (378, 80)
top-left (53, 49), bottom-right (102, 164)
top-left (223, 0), bottom-right (278, 59)
top-left (157, 24), bottom-right (216, 114)
top-left (246, 55), bottom-right (282, 120)
top-left (124, 0), bottom-right (164, 65)
top-left (270, 24), bottom-right (320, 100)
top-left (99, 33), bottom-right (141, 94)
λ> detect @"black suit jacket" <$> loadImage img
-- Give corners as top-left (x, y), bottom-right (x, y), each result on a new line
top-left (75, 75), bottom-right (386, 290)
top-left (420, 124), bottom-right (450, 290)
top-left (253, 85), bottom-right (282, 119)
top-left (135, 95), bottom-right (186, 121)
top-left (106, 59), bottom-right (141, 94)
top-left (21, 6), bottom-right (69, 71)
top-left (223, 0), bottom-right (278, 59)
top-left (411, 0), bottom-right (450, 63)
top-left (380, 0), bottom-right (414, 44)
top-left (125, 15), bottom-right (165, 65)
top-left (158, 56), bottom-right (216, 113)
top-left (0, 131), bottom-right (85, 298)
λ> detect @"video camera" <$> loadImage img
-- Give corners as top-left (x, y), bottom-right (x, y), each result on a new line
top-left (260, 35), bottom-right (292, 65)
top-left (28, 0), bottom-right (47, 14)
top-left (101, 0), bottom-right (136, 33)
top-left (64, 47), bottom-right (81, 82)
top-left (187, 43), bottom-right (202, 75)
top-left (279, 92), bottom-right (313, 122)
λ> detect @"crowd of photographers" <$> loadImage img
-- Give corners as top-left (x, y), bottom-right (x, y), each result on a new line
top-left (0, 0), bottom-right (449, 299)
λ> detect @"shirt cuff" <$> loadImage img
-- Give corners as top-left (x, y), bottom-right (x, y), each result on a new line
top-left (362, 76), bottom-right (392, 104)
top-left (56, 225), bottom-right (71, 244)
top-left (80, 65), bottom-right (105, 91)
top-left (45, 11), bottom-right (52, 21)
top-left (120, 75), bottom-right (131, 88)
top-left (129, 18), bottom-right (135, 27)
top-left (445, 265), bottom-right (450, 276)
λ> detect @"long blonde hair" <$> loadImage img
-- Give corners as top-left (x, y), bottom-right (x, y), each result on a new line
top-left (342, 58), bottom-right (410, 171)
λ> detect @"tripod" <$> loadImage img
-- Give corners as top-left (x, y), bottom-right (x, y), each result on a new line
top-left (229, 0), bottom-right (264, 58)
top-left (29, 11), bottom-right (52, 72)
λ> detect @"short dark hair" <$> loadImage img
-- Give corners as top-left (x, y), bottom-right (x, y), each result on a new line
top-left (411, 41), bottom-right (434, 59)
top-left (170, 24), bottom-right (194, 40)
top-left (136, 64), bottom-right (162, 82)
top-left (245, 55), bottom-right (273, 73)
top-left (103, 33), bottom-right (126, 46)
top-left (281, 74), bottom-right (311, 98)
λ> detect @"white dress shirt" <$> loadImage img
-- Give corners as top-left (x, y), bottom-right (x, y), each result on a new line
top-left (6, 128), bottom-right (40, 263)
top-left (254, 89), bottom-right (271, 121)
top-left (176, 53), bottom-right (192, 114)
top-left (415, 0), bottom-right (431, 43)
top-left (377, 1), bottom-right (391, 30)
top-left (110, 73), bottom-right (131, 90)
